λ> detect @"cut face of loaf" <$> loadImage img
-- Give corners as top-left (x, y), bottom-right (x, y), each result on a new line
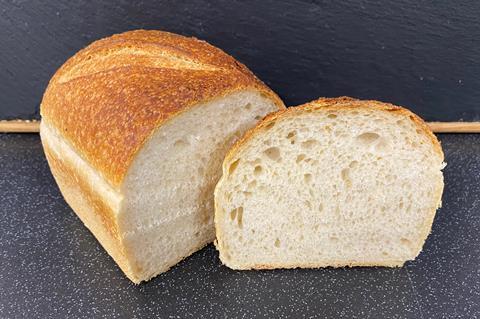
top-left (120, 91), bottom-right (279, 278)
top-left (40, 30), bottom-right (284, 283)
top-left (215, 97), bottom-right (445, 270)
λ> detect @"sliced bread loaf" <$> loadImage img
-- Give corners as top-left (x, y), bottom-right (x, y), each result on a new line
top-left (40, 30), bottom-right (284, 283)
top-left (214, 97), bottom-right (444, 269)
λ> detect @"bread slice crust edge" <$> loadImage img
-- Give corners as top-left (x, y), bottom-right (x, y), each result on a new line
top-left (214, 96), bottom-right (444, 270)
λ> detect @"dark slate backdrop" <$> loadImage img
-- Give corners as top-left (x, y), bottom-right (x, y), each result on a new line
top-left (1, 0), bottom-right (479, 121)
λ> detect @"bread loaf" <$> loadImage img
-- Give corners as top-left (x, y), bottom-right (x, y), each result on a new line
top-left (40, 30), bottom-right (284, 283)
top-left (214, 97), bottom-right (444, 269)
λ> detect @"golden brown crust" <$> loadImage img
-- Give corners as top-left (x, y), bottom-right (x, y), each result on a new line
top-left (43, 140), bottom-right (121, 240)
top-left (42, 140), bottom-right (138, 282)
top-left (41, 30), bottom-right (284, 188)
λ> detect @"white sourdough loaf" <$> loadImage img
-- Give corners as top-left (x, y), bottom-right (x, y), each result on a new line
top-left (214, 97), bottom-right (444, 270)
top-left (40, 30), bottom-right (284, 283)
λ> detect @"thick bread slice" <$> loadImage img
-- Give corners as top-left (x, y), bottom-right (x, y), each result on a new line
top-left (214, 97), bottom-right (444, 270)
top-left (40, 30), bottom-right (284, 283)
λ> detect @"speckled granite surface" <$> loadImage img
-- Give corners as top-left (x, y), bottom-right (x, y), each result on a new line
top-left (0, 134), bottom-right (479, 318)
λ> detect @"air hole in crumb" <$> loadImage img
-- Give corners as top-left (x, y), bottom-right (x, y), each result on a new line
top-left (173, 139), bottom-right (189, 148)
top-left (330, 236), bottom-right (339, 242)
top-left (247, 180), bottom-right (257, 190)
top-left (301, 139), bottom-right (319, 149)
top-left (296, 154), bottom-right (306, 163)
top-left (287, 131), bottom-right (296, 144)
top-left (255, 115), bottom-right (263, 120)
top-left (341, 168), bottom-right (352, 187)
top-left (318, 203), bottom-right (323, 212)
top-left (357, 132), bottom-right (380, 144)
top-left (349, 160), bottom-right (359, 169)
top-left (229, 207), bottom-right (244, 228)
top-left (327, 113), bottom-right (337, 119)
top-left (228, 159), bottom-right (240, 175)
top-left (253, 165), bottom-right (263, 175)
top-left (416, 129), bottom-right (422, 134)
top-left (274, 238), bottom-right (281, 247)
top-left (197, 166), bottom-right (205, 175)
top-left (229, 209), bottom-right (237, 221)
top-left (264, 147), bottom-right (281, 161)
top-left (244, 103), bottom-right (252, 110)
top-left (237, 207), bottom-right (244, 228)
top-left (304, 173), bottom-right (312, 184)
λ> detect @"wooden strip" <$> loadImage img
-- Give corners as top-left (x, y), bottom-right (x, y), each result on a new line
top-left (0, 120), bottom-right (40, 133)
top-left (427, 122), bottom-right (480, 133)
top-left (1, 120), bottom-right (480, 133)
